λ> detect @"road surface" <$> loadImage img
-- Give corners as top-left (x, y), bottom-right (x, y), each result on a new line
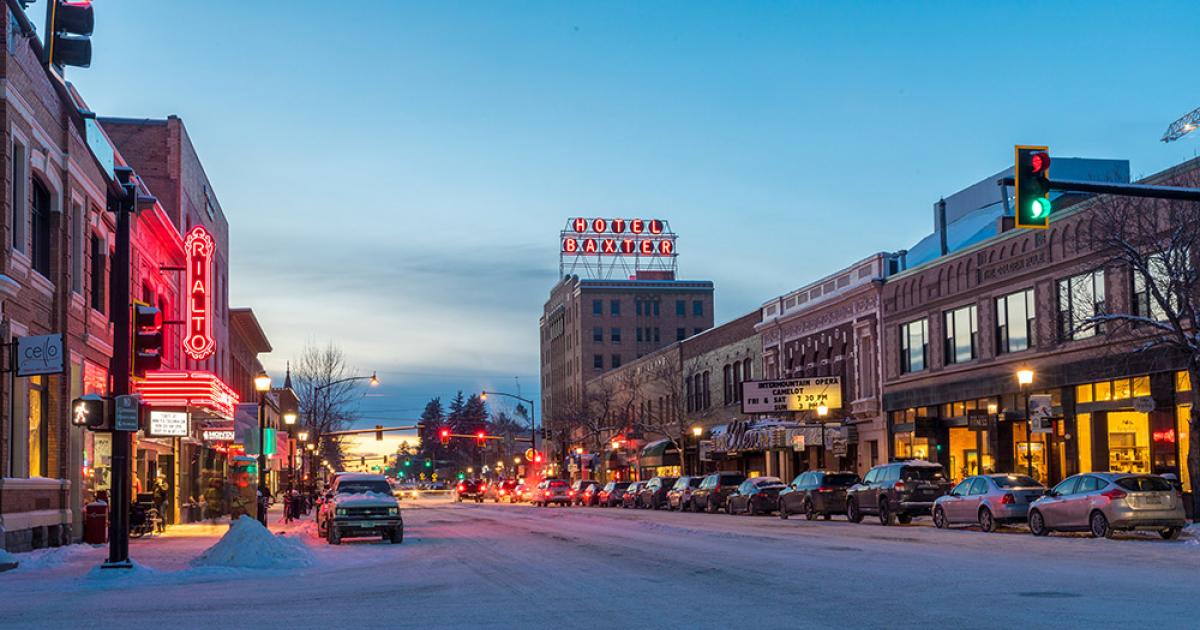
top-left (1, 496), bottom-right (1197, 629)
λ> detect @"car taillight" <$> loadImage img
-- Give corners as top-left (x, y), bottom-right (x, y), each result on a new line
top-left (894, 481), bottom-right (906, 492)
top-left (458, 484), bottom-right (465, 492)
top-left (1101, 488), bottom-right (1127, 501)
top-left (817, 486), bottom-right (833, 493)
top-left (1000, 493), bottom-right (1015, 505)
top-left (500, 490), bottom-right (507, 495)
top-left (568, 490), bottom-right (575, 497)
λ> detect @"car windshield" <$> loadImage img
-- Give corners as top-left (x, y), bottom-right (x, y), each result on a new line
top-left (992, 475), bottom-right (1041, 488)
top-left (901, 466), bottom-right (945, 481)
top-left (689, 478), bottom-right (703, 487)
top-left (336, 481), bottom-right (392, 495)
top-left (824, 473), bottom-right (859, 486)
top-left (1115, 476), bottom-right (1174, 492)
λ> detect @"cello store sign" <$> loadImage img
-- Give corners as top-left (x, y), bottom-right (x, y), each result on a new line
top-left (183, 226), bottom-right (217, 361)
top-left (16, 333), bottom-right (64, 376)
top-left (741, 377), bottom-right (843, 414)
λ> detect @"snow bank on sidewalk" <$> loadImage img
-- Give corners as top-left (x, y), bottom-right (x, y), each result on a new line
top-left (0, 548), bottom-right (18, 571)
top-left (190, 515), bottom-right (314, 570)
top-left (10, 543), bottom-right (96, 571)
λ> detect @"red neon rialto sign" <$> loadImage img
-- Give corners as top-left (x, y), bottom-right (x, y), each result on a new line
top-left (183, 226), bottom-right (216, 361)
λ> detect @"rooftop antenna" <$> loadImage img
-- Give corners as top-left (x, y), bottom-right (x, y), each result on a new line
top-left (1161, 105), bottom-right (1200, 143)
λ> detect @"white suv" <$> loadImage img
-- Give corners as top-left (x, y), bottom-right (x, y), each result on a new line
top-left (318, 473), bottom-right (404, 544)
top-left (531, 479), bottom-right (571, 507)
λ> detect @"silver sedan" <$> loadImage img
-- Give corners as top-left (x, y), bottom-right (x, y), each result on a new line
top-left (1028, 473), bottom-right (1186, 539)
top-left (933, 474), bottom-right (1046, 532)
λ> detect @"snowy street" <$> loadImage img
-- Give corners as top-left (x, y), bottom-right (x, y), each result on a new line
top-left (1, 495), bottom-right (1198, 628)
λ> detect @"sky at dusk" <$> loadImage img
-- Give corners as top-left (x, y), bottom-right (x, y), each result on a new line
top-left (65, 1), bottom-right (1200, 438)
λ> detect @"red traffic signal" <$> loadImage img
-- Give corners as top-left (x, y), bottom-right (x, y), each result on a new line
top-left (439, 427), bottom-right (451, 446)
top-left (47, 1), bottom-right (95, 68)
top-left (1030, 151), bottom-right (1050, 175)
top-left (475, 430), bottom-right (487, 447)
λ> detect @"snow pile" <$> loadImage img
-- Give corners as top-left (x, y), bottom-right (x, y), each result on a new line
top-left (11, 543), bottom-right (94, 571)
top-left (81, 560), bottom-right (159, 588)
top-left (1183, 523), bottom-right (1200, 546)
top-left (190, 515), bottom-right (314, 570)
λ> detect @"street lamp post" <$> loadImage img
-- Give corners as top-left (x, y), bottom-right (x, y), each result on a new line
top-left (816, 404), bottom-right (830, 468)
top-left (481, 390), bottom-right (537, 460)
top-left (1017, 369), bottom-right (1035, 479)
top-left (283, 412), bottom-right (297, 501)
top-left (254, 371), bottom-right (272, 525)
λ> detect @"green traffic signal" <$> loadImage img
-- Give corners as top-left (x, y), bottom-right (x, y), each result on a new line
top-left (404, 459), bottom-right (411, 467)
top-left (1014, 145), bottom-right (1052, 229)
top-left (424, 460), bottom-right (432, 468)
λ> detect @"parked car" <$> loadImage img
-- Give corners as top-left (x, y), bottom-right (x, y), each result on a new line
top-left (391, 482), bottom-right (421, 501)
top-left (846, 461), bottom-right (950, 526)
top-left (579, 481), bottom-right (604, 506)
top-left (639, 476), bottom-right (679, 510)
top-left (487, 479), bottom-right (520, 502)
top-left (456, 478), bottom-right (486, 503)
top-left (598, 481), bottom-right (630, 507)
top-left (1027, 473), bottom-right (1186, 539)
top-left (726, 476), bottom-right (787, 515)
top-left (690, 472), bottom-right (747, 513)
top-left (317, 473), bottom-right (403, 545)
top-left (933, 474), bottom-right (1045, 532)
top-left (779, 470), bottom-right (860, 520)
top-left (668, 476), bottom-right (704, 511)
top-left (622, 482), bottom-right (646, 508)
top-left (532, 478), bottom-right (572, 507)
top-left (571, 480), bottom-right (602, 506)
top-left (513, 481), bottom-right (531, 503)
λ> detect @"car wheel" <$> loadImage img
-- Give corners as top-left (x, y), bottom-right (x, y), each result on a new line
top-left (706, 498), bottom-right (716, 514)
top-left (846, 499), bottom-right (863, 523)
top-left (328, 526), bottom-right (341, 545)
top-left (390, 526), bottom-right (404, 544)
top-left (933, 506), bottom-right (947, 529)
top-left (1160, 527), bottom-right (1182, 540)
top-left (1089, 511), bottom-right (1114, 539)
top-left (878, 499), bottom-right (895, 526)
top-left (978, 508), bottom-right (996, 533)
top-left (747, 501), bottom-right (757, 516)
top-left (897, 514), bottom-right (913, 525)
top-left (804, 500), bottom-right (816, 521)
top-left (779, 503), bottom-right (789, 520)
top-left (1028, 509), bottom-right (1049, 536)
top-left (823, 514), bottom-right (831, 521)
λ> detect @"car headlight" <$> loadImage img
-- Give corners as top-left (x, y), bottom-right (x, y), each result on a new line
top-left (388, 508), bottom-right (398, 516)
top-left (336, 508), bottom-right (347, 516)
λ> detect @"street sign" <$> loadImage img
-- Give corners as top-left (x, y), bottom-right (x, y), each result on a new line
top-left (202, 429), bottom-right (235, 442)
top-left (16, 333), bottom-right (64, 376)
top-left (148, 410), bottom-right (189, 437)
top-left (1029, 395), bottom-right (1054, 433)
top-left (742, 377), bottom-right (842, 414)
top-left (114, 395), bottom-right (140, 432)
top-left (790, 434), bottom-right (806, 452)
top-left (1133, 397), bottom-right (1156, 414)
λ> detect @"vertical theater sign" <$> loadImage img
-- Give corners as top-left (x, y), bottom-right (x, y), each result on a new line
top-left (183, 225), bottom-right (217, 361)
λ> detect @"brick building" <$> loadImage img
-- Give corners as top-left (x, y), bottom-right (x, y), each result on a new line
top-left (757, 253), bottom-right (901, 478)
top-left (0, 3), bottom-right (116, 551)
top-left (882, 157), bottom-right (1200, 496)
top-left (540, 271), bottom-right (714, 460)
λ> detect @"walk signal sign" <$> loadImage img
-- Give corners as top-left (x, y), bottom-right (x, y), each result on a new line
top-left (1015, 145), bottom-right (1052, 229)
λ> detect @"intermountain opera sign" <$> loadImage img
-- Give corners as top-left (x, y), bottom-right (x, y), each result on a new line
top-left (741, 377), bottom-right (843, 414)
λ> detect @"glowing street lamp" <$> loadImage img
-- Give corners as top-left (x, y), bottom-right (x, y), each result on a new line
top-left (254, 371), bottom-right (271, 525)
top-left (1017, 369), bottom-right (1036, 478)
top-left (692, 426), bottom-right (703, 437)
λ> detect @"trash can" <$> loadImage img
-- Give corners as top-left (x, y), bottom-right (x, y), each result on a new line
top-left (84, 501), bottom-right (108, 544)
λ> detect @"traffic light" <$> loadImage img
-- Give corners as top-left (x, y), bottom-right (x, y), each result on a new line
top-left (1015, 145), bottom-right (1052, 229)
top-left (439, 427), bottom-right (450, 446)
top-left (533, 451), bottom-right (543, 464)
top-left (132, 303), bottom-right (162, 379)
top-left (375, 425), bottom-right (383, 441)
top-left (45, 1), bottom-right (94, 68)
top-left (71, 394), bottom-right (107, 430)
top-left (424, 459), bottom-right (432, 468)
top-left (475, 430), bottom-right (487, 447)
top-left (404, 458), bottom-right (411, 467)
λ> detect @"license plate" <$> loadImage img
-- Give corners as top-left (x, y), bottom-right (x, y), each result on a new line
top-left (358, 521), bottom-right (375, 528)
top-left (1143, 496), bottom-right (1163, 505)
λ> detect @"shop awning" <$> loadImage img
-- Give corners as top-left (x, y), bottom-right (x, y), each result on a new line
top-left (640, 438), bottom-right (680, 468)
top-left (135, 370), bottom-right (241, 419)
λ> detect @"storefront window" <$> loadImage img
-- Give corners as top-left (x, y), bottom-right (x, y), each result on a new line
top-left (1076, 384), bottom-right (1093, 404)
top-left (1095, 381), bottom-right (1112, 402)
top-left (893, 432), bottom-right (930, 461)
top-left (1012, 422), bottom-right (1048, 483)
top-left (1107, 412), bottom-right (1151, 475)
top-left (1132, 376), bottom-right (1151, 398)
top-left (1076, 413), bottom-right (1092, 473)
top-left (1177, 371), bottom-right (1191, 393)
top-left (947, 427), bottom-right (979, 482)
top-left (28, 375), bottom-right (47, 477)
top-left (1114, 379), bottom-right (1132, 400)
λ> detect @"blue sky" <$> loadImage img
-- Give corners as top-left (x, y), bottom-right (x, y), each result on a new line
top-left (66, 1), bottom-right (1199, 436)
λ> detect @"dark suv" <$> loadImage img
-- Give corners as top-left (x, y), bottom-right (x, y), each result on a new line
top-left (690, 472), bottom-right (747, 513)
top-left (456, 478), bottom-right (486, 503)
top-left (846, 461), bottom-right (950, 525)
top-left (778, 470), bottom-right (860, 520)
top-left (639, 476), bottom-right (679, 510)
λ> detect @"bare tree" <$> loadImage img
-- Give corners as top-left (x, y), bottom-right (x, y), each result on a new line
top-left (627, 356), bottom-right (694, 476)
top-left (1083, 173), bottom-right (1200, 517)
top-left (291, 341), bottom-right (363, 470)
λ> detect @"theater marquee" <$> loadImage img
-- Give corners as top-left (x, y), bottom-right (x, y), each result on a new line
top-left (741, 377), bottom-right (843, 414)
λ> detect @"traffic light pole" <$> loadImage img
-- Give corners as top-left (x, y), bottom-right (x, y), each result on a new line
top-left (103, 170), bottom-right (135, 569)
top-left (1001, 177), bottom-right (1200, 202)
